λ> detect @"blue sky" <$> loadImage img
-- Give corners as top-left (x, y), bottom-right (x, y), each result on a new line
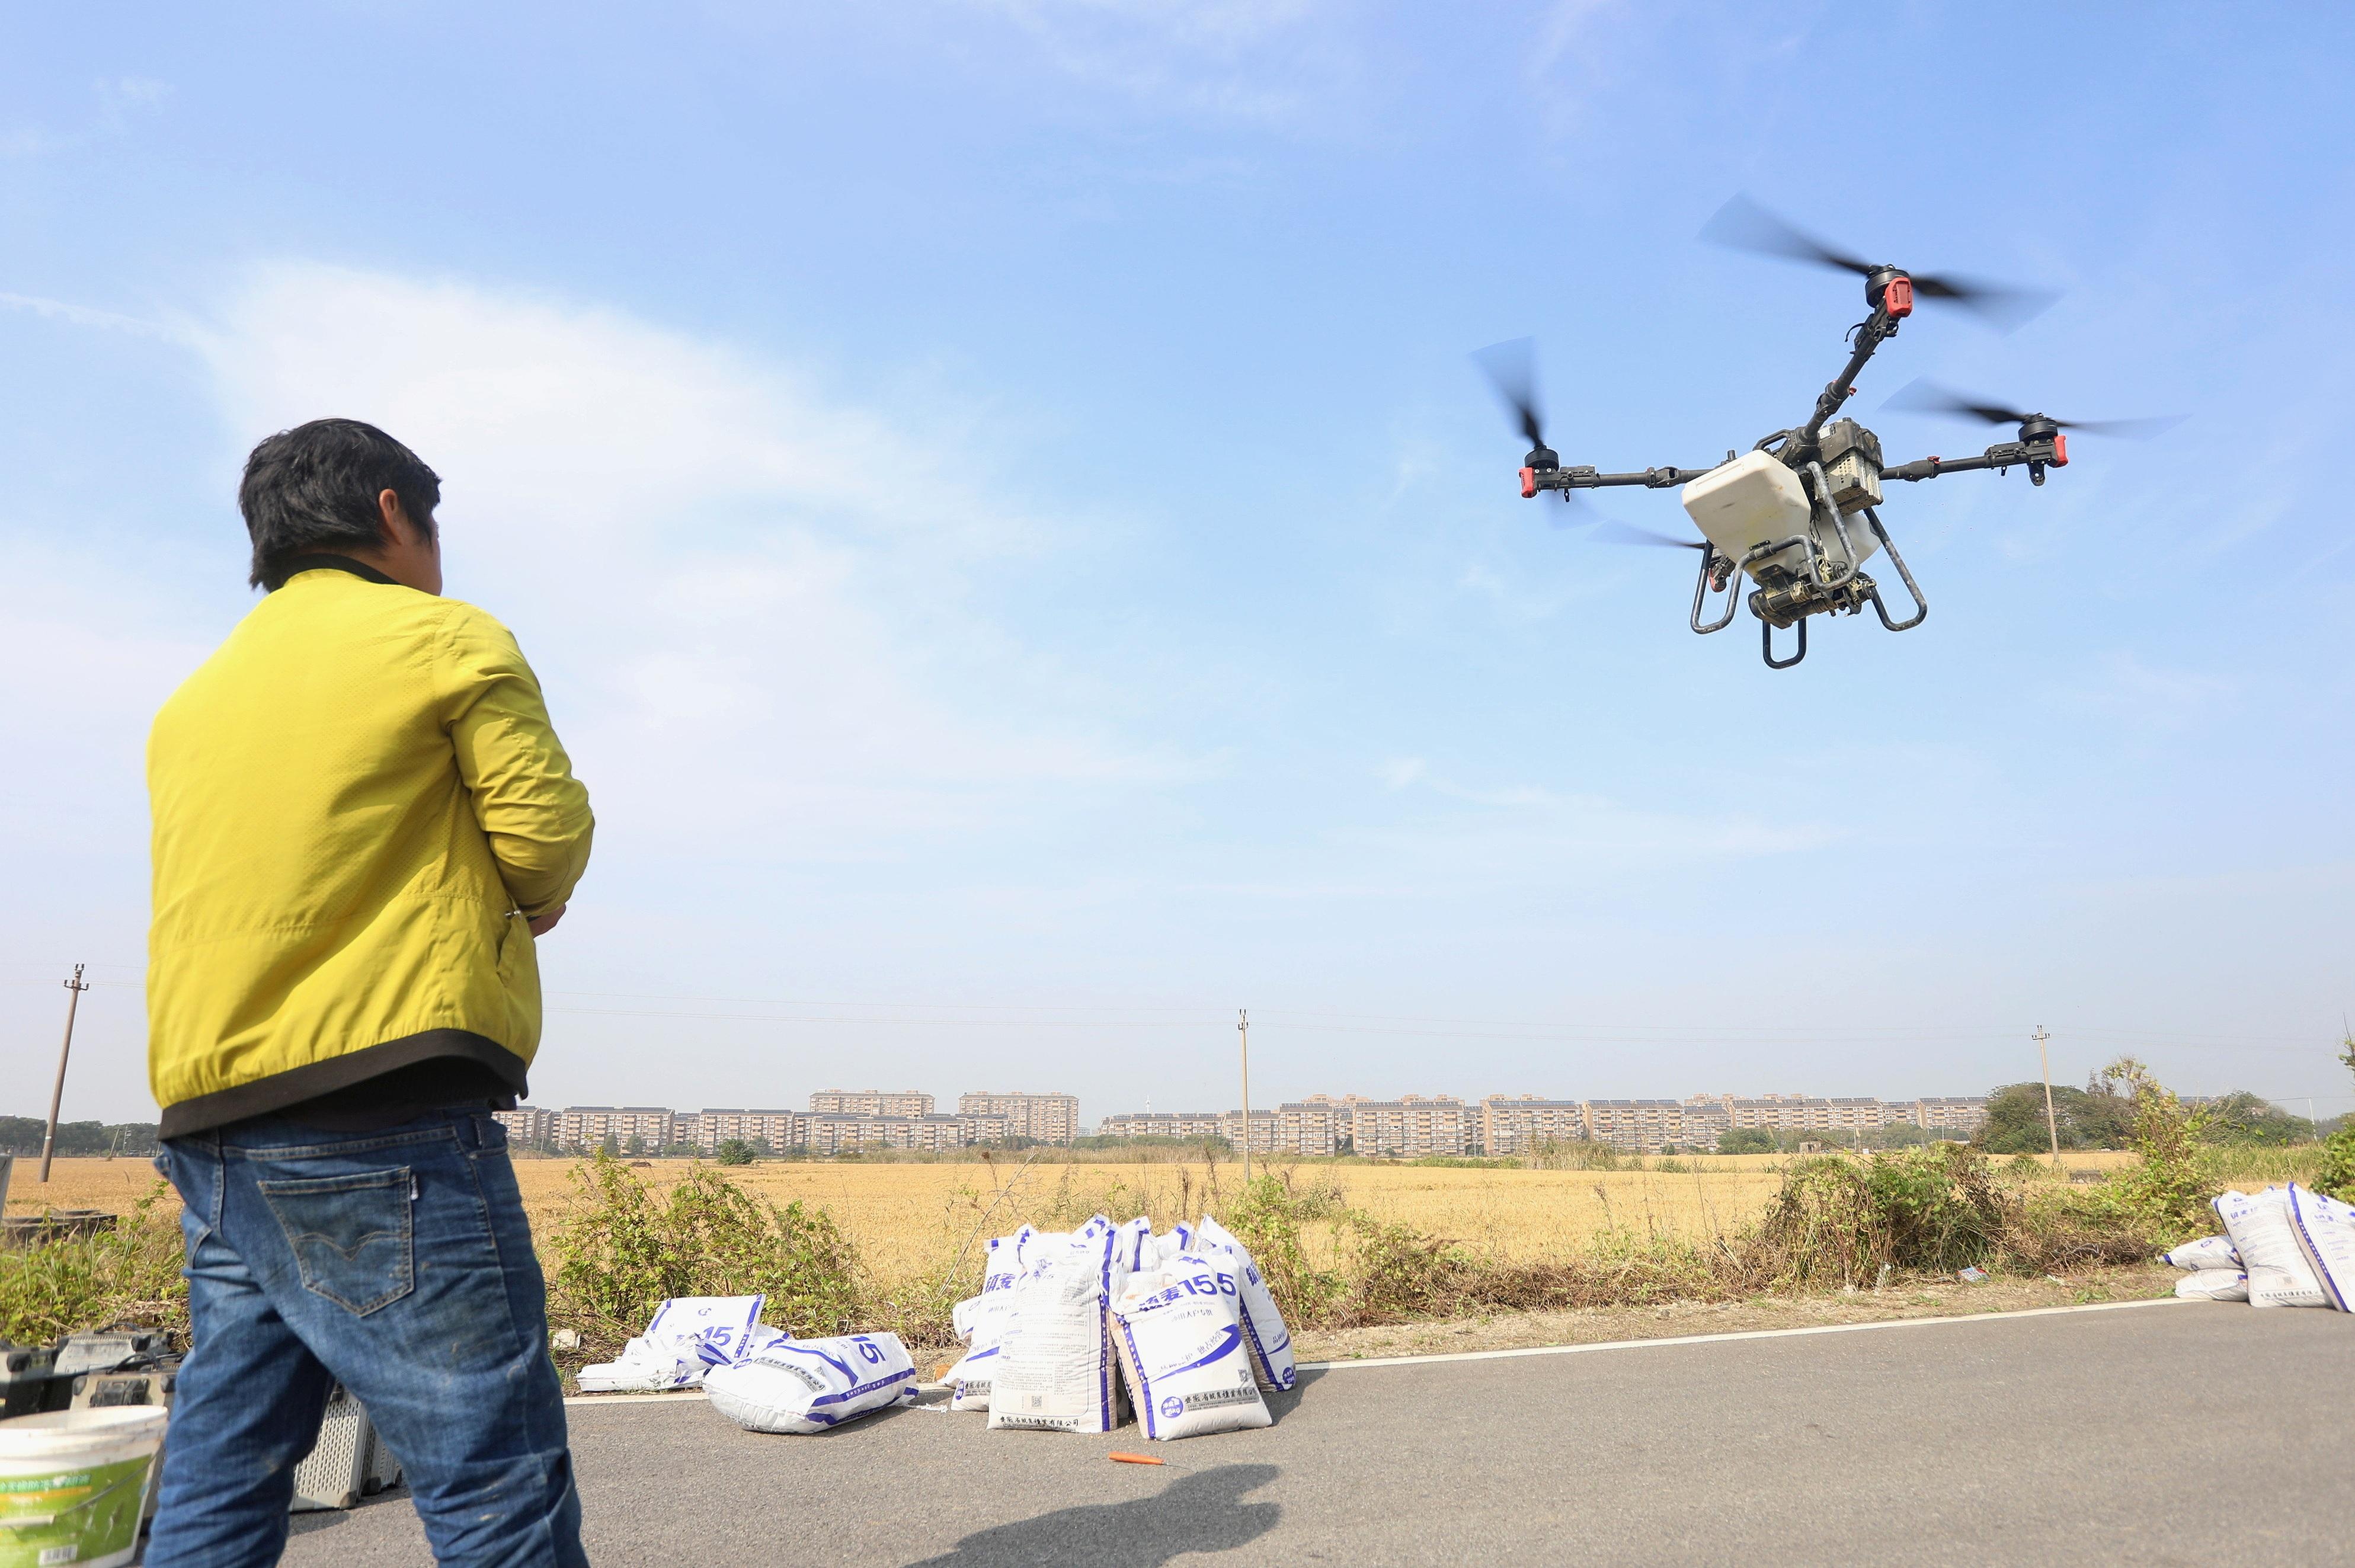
top-left (4, 2), bottom-right (2351, 1128)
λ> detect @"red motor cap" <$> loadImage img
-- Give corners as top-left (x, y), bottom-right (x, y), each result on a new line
top-left (1883, 276), bottom-right (1915, 318)
top-left (1520, 466), bottom-right (1538, 498)
top-left (2050, 433), bottom-right (2068, 466)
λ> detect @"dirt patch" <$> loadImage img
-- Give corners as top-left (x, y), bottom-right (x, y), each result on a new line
top-left (1290, 1262), bottom-right (2181, 1362)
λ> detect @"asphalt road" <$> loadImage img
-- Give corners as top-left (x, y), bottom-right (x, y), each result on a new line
top-left (279, 1301), bottom-right (2352, 1567)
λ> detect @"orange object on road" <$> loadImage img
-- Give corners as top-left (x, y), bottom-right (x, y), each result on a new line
top-left (1108, 1452), bottom-right (1165, 1465)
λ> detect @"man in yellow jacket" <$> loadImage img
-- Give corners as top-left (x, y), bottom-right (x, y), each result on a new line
top-left (145, 418), bottom-right (593, 1567)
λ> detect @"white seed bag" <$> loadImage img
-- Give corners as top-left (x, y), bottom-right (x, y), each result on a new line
top-left (1116, 1215), bottom-right (1155, 1273)
top-left (987, 1231), bottom-right (1127, 1433)
top-left (2172, 1269), bottom-right (2250, 1301)
top-left (945, 1286), bottom-right (1019, 1412)
top-left (2213, 1189), bottom-right (2328, 1309)
top-left (2161, 1235), bottom-right (2242, 1272)
top-left (703, 1333), bottom-right (917, 1433)
top-left (2286, 1184), bottom-right (2355, 1311)
top-left (1112, 1257), bottom-right (1273, 1441)
top-left (1192, 1216), bottom-right (1297, 1392)
top-left (577, 1294), bottom-right (769, 1391)
top-left (1150, 1224), bottom-right (1196, 1266)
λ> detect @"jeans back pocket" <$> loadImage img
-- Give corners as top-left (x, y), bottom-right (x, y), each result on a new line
top-left (257, 1167), bottom-right (416, 1316)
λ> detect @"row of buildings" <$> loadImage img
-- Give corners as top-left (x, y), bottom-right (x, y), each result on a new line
top-left (1096, 1092), bottom-right (1991, 1157)
top-left (495, 1091), bottom-right (1079, 1155)
top-left (493, 1086), bottom-right (1990, 1159)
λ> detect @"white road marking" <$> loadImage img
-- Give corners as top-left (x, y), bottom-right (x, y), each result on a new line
top-left (1295, 1295), bottom-right (2193, 1372)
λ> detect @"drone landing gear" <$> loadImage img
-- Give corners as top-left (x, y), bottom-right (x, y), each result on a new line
top-left (1860, 507), bottom-right (1927, 631)
top-left (1690, 550), bottom-right (1739, 633)
top-left (1761, 615), bottom-right (1806, 669)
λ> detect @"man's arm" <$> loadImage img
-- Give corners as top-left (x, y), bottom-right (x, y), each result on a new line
top-left (441, 606), bottom-right (594, 920)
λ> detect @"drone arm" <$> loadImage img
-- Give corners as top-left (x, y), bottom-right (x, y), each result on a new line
top-left (1880, 434), bottom-right (2066, 484)
top-left (1801, 306), bottom-right (1899, 444)
top-left (1528, 464), bottom-right (1719, 493)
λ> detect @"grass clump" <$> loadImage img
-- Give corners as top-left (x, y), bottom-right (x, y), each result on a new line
top-left (1748, 1145), bottom-right (2007, 1291)
top-left (0, 1184), bottom-right (188, 1348)
top-left (543, 1154), bottom-right (858, 1363)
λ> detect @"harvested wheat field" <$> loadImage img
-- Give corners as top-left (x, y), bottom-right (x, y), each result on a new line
top-left (16, 1149), bottom-right (2149, 1295)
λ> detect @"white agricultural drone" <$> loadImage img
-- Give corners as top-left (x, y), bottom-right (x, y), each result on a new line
top-left (1483, 196), bottom-right (2179, 668)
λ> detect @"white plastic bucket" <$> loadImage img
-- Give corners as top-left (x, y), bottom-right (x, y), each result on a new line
top-left (0, 1406), bottom-right (168, 1568)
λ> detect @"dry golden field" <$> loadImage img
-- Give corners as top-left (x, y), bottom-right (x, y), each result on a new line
top-left (13, 1149), bottom-right (2149, 1292)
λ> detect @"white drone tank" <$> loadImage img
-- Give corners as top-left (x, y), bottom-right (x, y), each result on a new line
top-left (1681, 449), bottom-right (1883, 581)
top-left (1679, 451), bottom-right (1810, 572)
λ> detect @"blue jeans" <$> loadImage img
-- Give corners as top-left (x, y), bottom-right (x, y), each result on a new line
top-left (148, 1109), bottom-right (587, 1567)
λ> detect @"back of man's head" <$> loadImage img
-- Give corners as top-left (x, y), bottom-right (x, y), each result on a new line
top-left (239, 418), bottom-right (441, 590)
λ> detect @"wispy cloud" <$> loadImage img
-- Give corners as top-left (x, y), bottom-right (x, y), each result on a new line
top-left (962, 0), bottom-right (1349, 123)
top-left (2047, 650), bottom-right (2234, 731)
top-left (1364, 758), bottom-right (1838, 872)
top-left (104, 263), bottom-right (1208, 862)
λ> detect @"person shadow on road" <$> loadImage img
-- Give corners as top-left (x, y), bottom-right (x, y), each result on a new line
top-left (906, 1464), bottom-right (1281, 1567)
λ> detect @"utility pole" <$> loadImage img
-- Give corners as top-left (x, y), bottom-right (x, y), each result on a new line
top-left (2034, 1025), bottom-right (2061, 1173)
top-left (1238, 1009), bottom-right (1252, 1186)
top-left (40, 965), bottom-right (91, 1182)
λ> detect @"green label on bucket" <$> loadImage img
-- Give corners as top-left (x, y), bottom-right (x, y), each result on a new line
top-left (0, 1454), bottom-right (152, 1567)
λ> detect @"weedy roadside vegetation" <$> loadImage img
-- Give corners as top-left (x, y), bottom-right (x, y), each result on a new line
top-left (7, 1054), bottom-right (2347, 1355)
top-left (540, 1159), bottom-right (859, 1364)
top-left (0, 1185), bottom-right (188, 1346)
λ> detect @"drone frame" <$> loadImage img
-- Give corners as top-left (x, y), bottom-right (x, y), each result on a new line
top-left (1516, 263), bottom-right (2066, 668)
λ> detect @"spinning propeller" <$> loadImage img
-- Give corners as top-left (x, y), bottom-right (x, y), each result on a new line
top-left (1474, 338), bottom-right (1709, 549)
top-left (1701, 196), bottom-right (2059, 331)
top-left (1881, 379), bottom-right (2185, 439)
top-left (1473, 337), bottom-right (1553, 466)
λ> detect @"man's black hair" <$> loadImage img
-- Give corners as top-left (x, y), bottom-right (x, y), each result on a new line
top-left (239, 418), bottom-right (441, 589)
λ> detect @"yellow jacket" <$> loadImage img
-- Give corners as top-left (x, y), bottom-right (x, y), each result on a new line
top-left (147, 559), bottom-right (593, 1135)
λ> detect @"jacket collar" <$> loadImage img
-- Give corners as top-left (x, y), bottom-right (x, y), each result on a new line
top-left (267, 553), bottom-right (399, 591)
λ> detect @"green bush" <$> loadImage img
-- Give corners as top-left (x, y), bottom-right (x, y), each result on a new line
top-left (713, 1140), bottom-right (756, 1166)
top-left (542, 1156), bottom-right (857, 1362)
top-left (2315, 1129), bottom-right (2355, 1202)
top-left (0, 1185), bottom-right (188, 1347)
top-left (2315, 1033), bottom-right (2355, 1201)
top-left (1749, 1145), bottom-right (2007, 1291)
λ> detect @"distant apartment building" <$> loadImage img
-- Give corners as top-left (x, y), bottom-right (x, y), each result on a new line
top-left (801, 1111), bottom-right (968, 1155)
top-left (555, 1106), bottom-right (679, 1151)
top-left (1275, 1100), bottom-right (1342, 1157)
top-left (958, 1092), bottom-right (1080, 1145)
top-left (1347, 1095), bottom-right (1470, 1158)
top-left (1908, 1096), bottom-right (1991, 1135)
top-left (1583, 1099), bottom-right (1686, 1153)
top-left (1219, 1109), bottom-right (1278, 1154)
top-left (493, 1105), bottom-right (557, 1146)
top-left (687, 1109), bottom-right (804, 1153)
top-left (1480, 1096), bottom-right (1589, 1156)
top-left (810, 1090), bottom-right (935, 1118)
top-left (1676, 1097), bottom-right (1730, 1149)
top-left (1097, 1112), bottom-right (1226, 1142)
top-left (959, 1111), bottom-right (1013, 1144)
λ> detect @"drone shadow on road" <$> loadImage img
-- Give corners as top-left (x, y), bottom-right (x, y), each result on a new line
top-left (903, 1463), bottom-right (1282, 1568)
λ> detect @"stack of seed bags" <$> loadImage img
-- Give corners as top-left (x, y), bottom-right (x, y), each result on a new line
top-left (2172, 1184), bottom-right (2354, 1311)
top-left (943, 1211), bottom-right (1300, 1438)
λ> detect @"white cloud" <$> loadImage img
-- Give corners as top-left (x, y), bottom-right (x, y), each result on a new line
top-left (189, 263), bottom-right (1197, 860)
top-left (962, 0), bottom-right (1346, 122)
top-left (1366, 760), bottom-right (1837, 873)
top-left (2047, 651), bottom-right (2234, 731)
